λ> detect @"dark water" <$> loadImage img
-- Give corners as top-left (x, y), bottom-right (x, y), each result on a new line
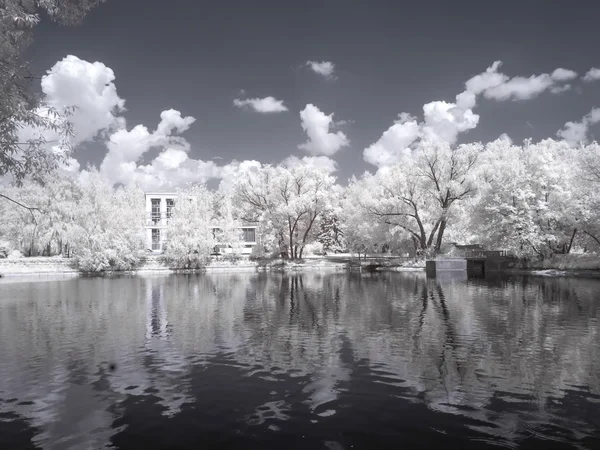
top-left (0, 272), bottom-right (599, 449)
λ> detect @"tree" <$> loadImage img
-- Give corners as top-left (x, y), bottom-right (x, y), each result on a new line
top-left (0, 174), bottom-right (82, 256)
top-left (341, 179), bottom-right (393, 260)
top-left (235, 164), bottom-right (337, 259)
top-left (164, 184), bottom-right (216, 269)
top-left (1, 0), bottom-right (106, 186)
top-left (69, 169), bottom-right (145, 271)
top-left (353, 139), bottom-right (481, 256)
top-left (317, 210), bottom-right (345, 254)
top-left (575, 142), bottom-right (600, 250)
top-left (470, 138), bottom-right (582, 259)
top-left (213, 192), bottom-right (244, 257)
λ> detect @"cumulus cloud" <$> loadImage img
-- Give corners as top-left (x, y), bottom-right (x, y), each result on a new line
top-left (551, 68), bottom-right (578, 81)
top-left (25, 55), bottom-right (267, 191)
top-left (583, 68), bottom-right (600, 82)
top-left (217, 159), bottom-right (262, 192)
top-left (233, 96), bottom-right (288, 113)
top-left (40, 55), bottom-right (126, 144)
top-left (298, 104), bottom-right (349, 156)
top-left (364, 61), bottom-right (577, 167)
top-left (306, 60), bottom-right (336, 79)
top-left (363, 114), bottom-right (419, 167)
top-left (557, 107), bottom-right (600, 145)
top-left (484, 74), bottom-right (556, 101)
top-left (283, 155), bottom-right (337, 173)
top-left (99, 108), bottom-right (198, 186)
top-left (550, 84), bottom-right (572, 94)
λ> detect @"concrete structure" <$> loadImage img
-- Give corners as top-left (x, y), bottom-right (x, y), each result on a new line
top-left (144, 193), bottom-right (259, 254)
top-left (425, 258), bottom-right (467, 278)
top-left (426, 250), bottom-right (517, 279)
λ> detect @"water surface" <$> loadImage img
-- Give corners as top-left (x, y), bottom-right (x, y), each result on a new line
top-left (0, 272), bottom-right (599, 449)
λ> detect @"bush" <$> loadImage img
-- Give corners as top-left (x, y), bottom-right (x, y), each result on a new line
top-left (249, 244), bottom-right (267, 260)
top-left (72, 247), bottom-right (144, 272)
top-left (8, 250), bottom-right (23, 259)
top-left (222, 252), bottom-right (242, 264)
top-left (0, 241), bottom-right (9, 259)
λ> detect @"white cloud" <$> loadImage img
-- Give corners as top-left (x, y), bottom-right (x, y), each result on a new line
top-left (298, 104), bottom-right (349, 156)
top-left (306, 61), bottom-right (335, 79)
top-left (421, 100), bottom-right (479, 143)
top-left (484, 73), bottom-right (555, 101)
top-left (283, 155), bottom-right (337, 173)
top-left (233, 96), bottom-right (288, 113)
top-left (583, 67), bottom-right (600, 82)
top-left (217, 160), bottom-right (262, 192)
top-left (551, 68), bottom-right (578, 81)
top-left (22, 56), bottom-right (276, 191)
top-left (363, 116), bottom-right (419, 167)
top-left (497, 133), bottom-right (512, 144)
top-left (153, 148), bottom-right (189, 170)
top-left (557, 107), bottom-right (600, 145)
top-left (364, 61), bottom-right (577, 167)
top-left (40, 55), bottom-right (126, 144)
top-left (550, 84), bottom-right (571, 94)
top-left (99, 109), bottom-right (197, 186)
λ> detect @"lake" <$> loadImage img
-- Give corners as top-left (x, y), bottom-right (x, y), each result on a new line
top-left (0, 271), bottom-right (599, 449)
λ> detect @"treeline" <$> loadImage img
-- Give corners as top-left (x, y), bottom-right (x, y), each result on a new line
top-left (0, 138), bottom-right (599, 271)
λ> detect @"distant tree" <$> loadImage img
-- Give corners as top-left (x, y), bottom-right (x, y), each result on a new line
top-left (69, 169), bottom-right (145, 271)
top-left (235, 164), bottom-right (337, 259)
top-left (164, 184), bottom-right (216, 269)
top-left (470, 138), bottom-right (583, 259)
top-left (0, 174), bottom-right (82, 256)
top-left (1, 0), bottom-right (106, 188)
top-left (340, 181), bottom-right (390, 260)
top-left (317, 210), bottom-right (345, 254)
top-left (214, 193), bottom-right (245, 257)
top-left (350, 139), bottom-right (481, 256)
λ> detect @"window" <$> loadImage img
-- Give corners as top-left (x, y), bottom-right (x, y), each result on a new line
top-left (151, 199), bottom-right (161, 224)
top-left (166, 199), bottom-right (174, 221)
top-left (242, 228), bottom-right (256, 243)
top-left (212, 227), bottom-right (223, 241)
top-left (151, 229), bottom-right (160, 250)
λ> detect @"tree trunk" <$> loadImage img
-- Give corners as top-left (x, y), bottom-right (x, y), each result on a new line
top-left (434, 220), bottom-right (447, 253)
top-left (566, 228), bottom-right (577, 254)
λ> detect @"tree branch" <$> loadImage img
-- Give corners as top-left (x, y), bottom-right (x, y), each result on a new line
top-left (0, 193), bottom-right (43, 223)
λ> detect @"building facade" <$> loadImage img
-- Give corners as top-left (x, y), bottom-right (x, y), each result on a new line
top-left (144, 193), bottom-right (258, 254)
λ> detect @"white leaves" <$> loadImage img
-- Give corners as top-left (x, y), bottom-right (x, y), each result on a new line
top-left (234, 164), bottom-right (337, 258)
top-left (164, 184), bottom-right (216, 268)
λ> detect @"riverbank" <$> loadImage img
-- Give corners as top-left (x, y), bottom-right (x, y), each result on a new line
top-left (3, 253), bottom-right (597, 278)
top-left (0, 255), bottom-right (357, 277)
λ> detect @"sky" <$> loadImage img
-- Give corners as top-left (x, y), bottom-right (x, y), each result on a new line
top-left (25, 0), bottom-right (600, 189)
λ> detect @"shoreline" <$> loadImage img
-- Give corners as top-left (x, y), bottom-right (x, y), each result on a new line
top-left (1, 256), bottom-right (599, 279)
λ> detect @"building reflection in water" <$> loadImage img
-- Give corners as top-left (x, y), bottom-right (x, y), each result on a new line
top-left (0, 272), bottom-right (599, 448)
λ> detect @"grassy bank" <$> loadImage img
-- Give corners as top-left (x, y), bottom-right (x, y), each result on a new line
top-left (526, 253), bottom-right (600, 271)
top-left (0, 253), bottom-right (428, 277)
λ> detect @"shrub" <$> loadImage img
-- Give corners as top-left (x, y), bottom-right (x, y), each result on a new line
top-left (249, 244), bottom-right (267, 260)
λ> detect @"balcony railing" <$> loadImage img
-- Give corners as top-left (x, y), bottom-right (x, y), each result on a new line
top-left (146, 213), bottom-right (172, 226)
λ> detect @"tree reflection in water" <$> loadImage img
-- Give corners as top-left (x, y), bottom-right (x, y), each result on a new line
top-left (0, 272), bottom-right (598, 449)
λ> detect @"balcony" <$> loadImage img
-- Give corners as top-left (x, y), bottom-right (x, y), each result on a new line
top-left (146, 213), bottom-right (171, 227)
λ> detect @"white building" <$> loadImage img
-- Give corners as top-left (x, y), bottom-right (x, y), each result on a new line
top-left (144, 192), bottom-right (258, 254)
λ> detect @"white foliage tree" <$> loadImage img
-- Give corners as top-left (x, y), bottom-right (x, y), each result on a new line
top-left (235, 164), bottom-right (337, 259)
top-left (471, 138), bottom-right (582, 258)
top-left (69, 169), bottom-right (145, 271)
top-left (214, 193), bottom-right (244, 256)
top-left (164, 184), bottom-right (216, 268)
top-left (353, 139), bottom-right (481, 256)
